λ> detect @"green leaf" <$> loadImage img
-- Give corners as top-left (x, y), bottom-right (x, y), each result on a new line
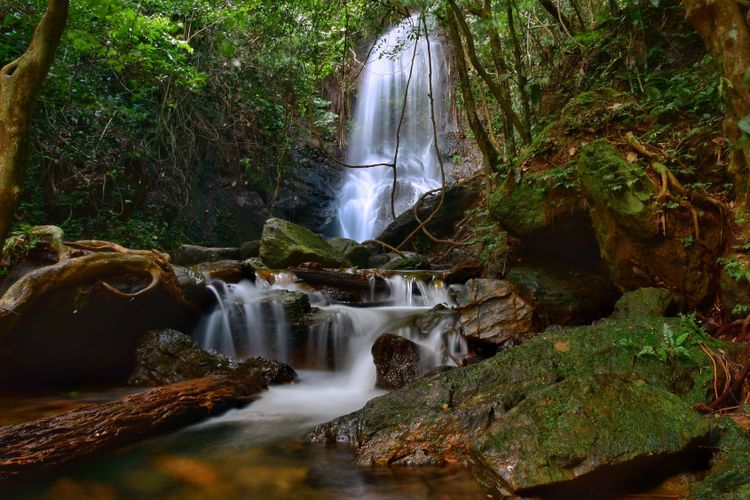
top-left (738, 114), bottom-right (750, 135)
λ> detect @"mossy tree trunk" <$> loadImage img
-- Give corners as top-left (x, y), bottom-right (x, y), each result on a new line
top-left (0, 0), bottom-right (69, 252)
top-left (684, 0), bottom-right (750, 203)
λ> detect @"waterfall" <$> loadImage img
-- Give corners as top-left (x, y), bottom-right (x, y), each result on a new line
top-left (337, 14), bottom-right (450, 242)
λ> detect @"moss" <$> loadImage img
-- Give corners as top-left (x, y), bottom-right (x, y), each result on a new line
top-left (488, 176), bottom-right (547, 236)
top-left (612, 287), bottom-right (679, 318)
top-left (689, 419), bottom-right (750, 500)
top-left (259, 218), bottom-right (348, 268)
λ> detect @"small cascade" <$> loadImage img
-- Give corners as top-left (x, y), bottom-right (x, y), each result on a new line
top-left (337, 14), bottom-right (450, 241)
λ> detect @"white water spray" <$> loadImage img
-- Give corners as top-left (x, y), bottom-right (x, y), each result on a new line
top-left (337, 14), bottom-right (450, 242)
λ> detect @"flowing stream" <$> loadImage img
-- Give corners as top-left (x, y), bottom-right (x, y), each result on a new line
top-left (337, 14), bottom-right (450, 241)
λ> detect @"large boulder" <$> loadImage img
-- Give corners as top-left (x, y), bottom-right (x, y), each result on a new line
top-left (689, 420), bottom-right (750, 499)
top-left (372, 334), bottom-right (430, 389)
top-left (129, 329), bottom-right (296, 386)
top-left (260, 218), bottom-right (349, 268)
top-left (578, 141), bottom-right (723, 307)
top-left (455, 279), bottom-right (535, 345)
top-left (172, 244), bottom-right (240, 266)
top-left (310, 316), bottom-right (721, 496)
top-left (505, 265), bottom-right (619, 326)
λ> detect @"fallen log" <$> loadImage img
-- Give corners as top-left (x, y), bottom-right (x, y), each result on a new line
top-left (0, 375), bottom-right (262, 481)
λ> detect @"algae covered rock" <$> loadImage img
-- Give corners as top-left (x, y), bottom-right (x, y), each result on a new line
top-left (455, 278), bottom-right (535, 344)
top-left (129, 329), bottom-right (296, 387)
top-left (259, 218), bottom-right (349, 268)
top-left (578, 140), bottom-right (722, 307)
top-left (475, 374), bottom-right (710, 496)
top-left (612, 287), bottom-right (680, 319)
top-left (327, 237), bottom-right (370, 268)
top-left (311, 316), bottom-right (718, 495)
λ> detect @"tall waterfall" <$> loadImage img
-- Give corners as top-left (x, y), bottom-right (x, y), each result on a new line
top-left (337, 15), bottom-right (450, 242)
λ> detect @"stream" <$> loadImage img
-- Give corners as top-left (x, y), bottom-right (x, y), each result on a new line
top-left (6, 271), bottom-right (486, 499)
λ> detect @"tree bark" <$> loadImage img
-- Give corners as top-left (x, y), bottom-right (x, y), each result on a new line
top-left (445, 11), bottom-right (501, 172)
top-left (539, 0), bottom-right (576, 35)
top-left (447, 0), bottom-right (530, 144)
top-left (684, 0), bottom-right (750, 202)
top-left (0, 0), bottom-right (69, 252)
top-left (0, 375), bottom-right (263, 481)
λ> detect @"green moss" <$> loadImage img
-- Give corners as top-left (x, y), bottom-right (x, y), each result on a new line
top-left (259, 218), bottom-right (348, 268)
top-left (689, 419), bottom-right (750, 500)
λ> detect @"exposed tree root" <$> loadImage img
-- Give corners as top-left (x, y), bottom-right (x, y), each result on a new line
top-left (0, 241), bottom-right (187, 339)
top-left (694, 344), bottom-right (750, 414)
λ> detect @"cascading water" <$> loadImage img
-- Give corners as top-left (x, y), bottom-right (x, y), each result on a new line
top-left (337, 14), bottom-right (450, 242)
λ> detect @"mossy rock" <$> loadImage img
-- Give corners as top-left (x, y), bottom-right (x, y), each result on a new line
top-left (689, 418), bottom-right (750, 500)
top-left (612, 287), bottom-right (680, 319)
top-left (506, 265), bottom-right (618, 326)
top-left (259, 218), bottom-right (348, 268)
top-left (476, 374), bottom-right (710, 496)
top-left (310, 316), bottom-right (724, 493)
top-left (327, 237), bottom-right (370, 268)
top-left (578, 140), bottom-right (722, 308)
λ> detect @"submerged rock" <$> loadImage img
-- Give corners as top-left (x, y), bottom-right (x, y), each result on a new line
top-left (260, 218), bottom-right (348, 268)
top-left (372, 334), bottom-right (429, 389)
top-left (129, 329), bottom-right (296, 386)
top-left (327, 237), bottom-right (370, 268)
top-left (455, 279), bottom-right (535, 345)
top-left (172, 244), bottom-right (241, 266)
top-left (310, 316), bottom-right (720, 496)
top-left (612, 287), bottom-right (680, 319)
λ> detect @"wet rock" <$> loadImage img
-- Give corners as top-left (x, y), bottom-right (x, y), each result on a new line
top-left (444, 259), bottom-right (483, 284)
top-left (239, 240), bottom-right (260, 259)
top-left (129, 329), bottom-right (296, 386)
top-left (310, 316), bottom-right (722, 496)
top-left (372, 252), bottom-right (432, 270)
top-left (327, 237), bottom-right (370, 268)
top-left (188, 259), bottom-right (255, 284)
top-left (455, 279), bottom-right (535, 345)
top-left (260, 218), bottom-right (348, 268)
top-left (612, 287), bottom-right (680, 319)
top-left (172, 244), bottom-right (240, 266)
top-left (265, 289), bottom-right (311, 320)
top-left (375, 183), bottom-right (480, 249)
top-left (578, 140), bottom-right (723, 307)
top-left (372, 334), bottom-right (429, 389)
top-left (173, 265), bottom-right (214, 308)
top-left (505, 265), bottom-right (619, 326)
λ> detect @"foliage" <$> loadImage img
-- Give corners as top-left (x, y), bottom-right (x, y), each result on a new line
top-left (618, 314), bottom-right (709, 364)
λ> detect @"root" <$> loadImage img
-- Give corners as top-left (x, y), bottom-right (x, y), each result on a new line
top-left (0, 243), bottom-right (186, 339)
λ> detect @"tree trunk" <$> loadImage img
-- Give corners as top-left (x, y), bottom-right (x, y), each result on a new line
top-left (0, 0), bottom-right (69, 252)
top-left (0, 375), bottom-right (263, 480)
top-left (539, 0), bottom-right (576, 35)
top-left (445, 11), bottom-right (501, 172)
top-left (684, 0), bottom-right (750, 203)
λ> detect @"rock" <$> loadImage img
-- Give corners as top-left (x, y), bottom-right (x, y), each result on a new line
top-left (578, 140), bottom-right (723, 307)
top-left (172, 244), bottom-right (240, 266)
top-left (327, 237), bottom-right (370, 268)
top-left (444, 259), bottom-right (483, 284)
top-left (455, 279), bottom-right (535, 345)
top-left (374, 252), bottom-right (432, 270)
top-left (612, 287), bottom-right (680, 319)
top-left (188, 259), bottom-right (255, 283)
top-left (239, 240), bottom-right (260, 259)
top-left (475, 374), bottom-right (710, 496)
top-left (291, 268), bottom-right (387, 303)
top-left (375, 183), bottom-right (480, 249)
top-left (0, 375), bottom-right (264, 480)
top-left (505, 265), bottom-right (618, 326)
top-left (129, 329), bottom-right (296, 387)
top-left (372, 334), bottom-right (429, 389)
top-left (310, 316), bottom-right (722, 496)
top-left (689, 419), bottom-right (750, 499)
top-left (173, 265), bottom-right (214, 307)
top-left (259, 218), bottom-right (349, 268)
top-left (264, 289), bottom-right (311, 320)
